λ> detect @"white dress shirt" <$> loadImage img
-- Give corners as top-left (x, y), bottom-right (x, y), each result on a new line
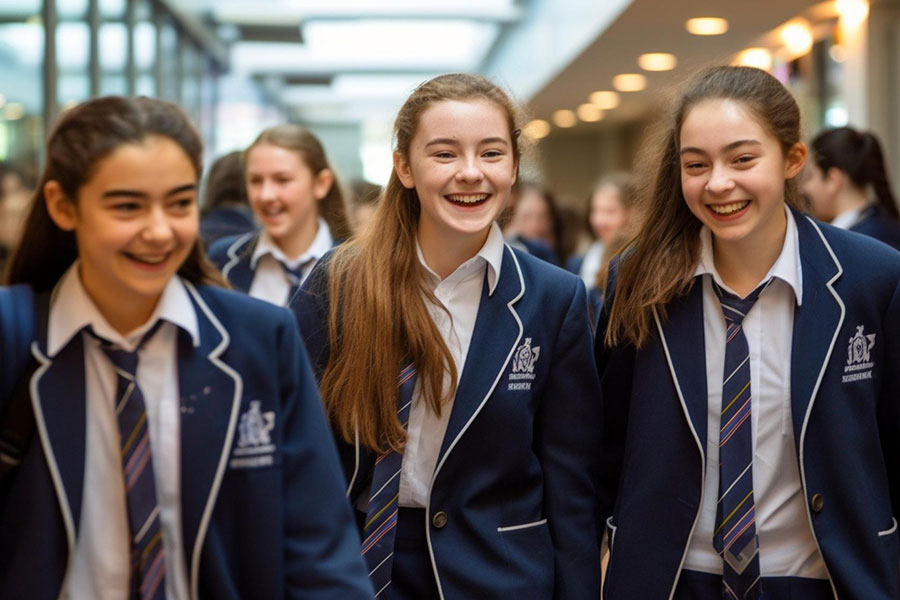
top-left (248, 217), bottom-right (333, 306)
top-left (577, 240), bottom-right (605, 289)
top-left (830, 206), bottom-right (864, 230)
top-left (53, 263), bottom-right (197, 600)
top-left (684, 207), bottom-right (828, 578)
top-left (397, 223), bottom-right (505, 508)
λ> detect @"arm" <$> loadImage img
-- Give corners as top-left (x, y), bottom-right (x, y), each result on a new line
top-left (277, 310), bottom-right (373, 599)
top-left (535, 278), bottom-right (602, 600)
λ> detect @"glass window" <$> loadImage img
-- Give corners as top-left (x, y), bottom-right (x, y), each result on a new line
top-left (0, 13), bottom-right (44, 166)
top-left (57, 0), bottom-right (87, 19)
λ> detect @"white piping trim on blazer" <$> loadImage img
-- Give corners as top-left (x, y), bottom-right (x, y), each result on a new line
top-left (497, 518), bottom-right (547, 533)
top-left (220, 232), bottom-right (254, 281)
top-left (653, 308), bottom-right (706, 600)
top-left (424, 244), bottom-right (525, 600)
top-left (29, 341), bottom-right (74, 600)
top-left (183, 281), bottom-right (244, 600)
top-left (797, 216), bottom-right (843, 599)
top-left (347, 429), bottom-right (360, 497)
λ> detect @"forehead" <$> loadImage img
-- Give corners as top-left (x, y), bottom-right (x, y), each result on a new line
top-left (245, 143), bottom-right (307, 170)
top-left (679, 98), bottom-right (771, 149)
top-left (87, 136), bottom-right (195, 187)
top-left (413, 98), bottom-right (510, 145)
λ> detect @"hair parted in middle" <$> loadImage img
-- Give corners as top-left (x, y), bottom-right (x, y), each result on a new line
top-left (605, 65), bottom-right (805, 350)
top-left (320, 72), bottom-right (522, 453)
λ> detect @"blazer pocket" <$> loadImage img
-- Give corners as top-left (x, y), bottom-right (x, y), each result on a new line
top-left (497, 518), bottom-right (548, 533)
top-left (877, 517), bottom-right (898, 537)
top-left (497, 518), bottom-right (553, 595)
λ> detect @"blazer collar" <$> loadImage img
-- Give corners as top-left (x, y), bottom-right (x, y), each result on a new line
top-left (220, 232), bottom-right (257, 293)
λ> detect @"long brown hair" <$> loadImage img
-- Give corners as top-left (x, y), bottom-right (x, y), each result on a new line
top-left (321, 73), bottom-right (522, 453)
top-left (246, 124), bottom-right (351, 241)
top-left (4, 96), bottom-right (225, 290)
top-left (606, 66), bottom-right (805, 349)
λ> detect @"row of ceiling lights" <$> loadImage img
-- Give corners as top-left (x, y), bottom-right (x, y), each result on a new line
top-left (522, 0), bottom-right (869, 140)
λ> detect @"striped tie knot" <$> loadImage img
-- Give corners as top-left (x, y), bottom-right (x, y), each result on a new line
top-left (714, 279), bottom-right (773, 327)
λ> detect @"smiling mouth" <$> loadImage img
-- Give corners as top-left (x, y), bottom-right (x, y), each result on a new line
top-left (125, 252), bottom-right (170, 266)
top-left (708, 201), bottom-right (750, 216)
top-left (446, 193), bottom-right (490, 206)
top-left (260, 205), bottom-right (286, 217)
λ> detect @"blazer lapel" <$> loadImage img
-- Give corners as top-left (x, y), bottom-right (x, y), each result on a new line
top-left (221, 233), bottom-right (256, 293)
top-left (31, 333), bottom-right (87, 553)
top-left (790, 211), bottom-right (843, 442)
top-left (178, 283), bottom-right (242, 596)
top-left (437, 245), bottom-right (524, 461)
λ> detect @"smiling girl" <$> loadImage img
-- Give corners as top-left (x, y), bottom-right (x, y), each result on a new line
top-left (0, 96), bottom-right (371, 599)
top-left (296, 73), bottom-right (602, 600)
top-left (596, 66), bottom-right (900, 599)
top-left (208, 125), bottom-right (349, 307)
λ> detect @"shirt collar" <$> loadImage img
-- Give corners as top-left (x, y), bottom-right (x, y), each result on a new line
top-left (48, 261), bottom-right (200, 356)
top-left (830, 206), bottom-right (865, 230)
top-left (251, 218), bottom-right (333, 269)
top-left (694, 204), bottom-right (803, 305)
top-left (416, 222), bottom-right (505, 296)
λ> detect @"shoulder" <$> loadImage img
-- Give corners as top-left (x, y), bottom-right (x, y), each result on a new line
top-left (509, 245), bottom-right (584, 304)
top-left (850, 208), bottom-right (900, 251)
top-left (809, 217), bottom-right (900, 278)
top-left (192, 284), bottom-right (295, 333)
top-left (207, 231), bottom-right (256, 265)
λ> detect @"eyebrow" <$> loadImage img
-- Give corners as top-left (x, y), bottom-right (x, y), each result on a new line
top-left (424, 136), bottom-right (510, 148)
top-left (102, 183), bottom-right (196, 199)
top-left (680, 139), bottom-right (762, 156)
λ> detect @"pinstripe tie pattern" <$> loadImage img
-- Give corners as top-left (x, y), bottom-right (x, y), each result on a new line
top-left (95, 323), bottom-right (166, 600)
top-left (362, 362), bottom-right (416, 599)
top-left (712, 279), bottom-right (771, 600)
top-left (278, 257), bottom-right (316, 306)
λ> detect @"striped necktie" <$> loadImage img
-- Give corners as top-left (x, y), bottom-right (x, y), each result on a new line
top-left (361, 362), bottom-right (416, 599)
top-left (277, 257), bottom-right (315, 306)
top-left (95, 322), bottom-right (167, 600)
top-left (712, 279), bottom-right (772, 600)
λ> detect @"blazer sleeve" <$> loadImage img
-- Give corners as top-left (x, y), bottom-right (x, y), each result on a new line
top-left (276, 309), bottom-right (373, 599)
top-left (292, 255), bottom-right (333, 382)
top-left (534, 277), bottom-right (603, 599)
top-left (879, 274), bottom-right (900, 522)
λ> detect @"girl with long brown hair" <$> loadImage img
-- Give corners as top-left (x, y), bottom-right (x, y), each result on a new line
top-left (208, 124), bottom-right (349, 307)
top-left (596, 66), bottom-right (900, 599)
top-left (0, 96), bottom-right (371, 599)
top-left (296, 73), bottom-right (602, 599)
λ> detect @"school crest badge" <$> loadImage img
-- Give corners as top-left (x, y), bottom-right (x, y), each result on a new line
top-left (842, 325), bottom-right (876, 384)
top-left (230, 400), bottom-right (276, 469)
top-left (508, 337), bottom-right (540, 391)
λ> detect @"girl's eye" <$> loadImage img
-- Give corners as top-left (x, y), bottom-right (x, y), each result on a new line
top-left (735, 155), bottom-right (756, 165)
top-left (483, 150), bottom-right (503, 159)
top-left (434, 151), bottom-right (454, 159)
top-left (112, 201), bottom-right (141, 212)
top-left (684, 162), bottom-right (705, 170)
top-left (171, 197), bottom-right (195, 210)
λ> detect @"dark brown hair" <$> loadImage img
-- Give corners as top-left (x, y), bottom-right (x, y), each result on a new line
top-left (810, 126), bottom-right (899, 221)
top-left (607, 66), bottom-right (805, 349)
top-left (245, 124), bottom-right (351, 241)
top-left (201, 150), bottom-right (248, 216)
top-left (5, 96), bottom-right (225, 290)
top-left (322, 73), bottom-right (522, 452)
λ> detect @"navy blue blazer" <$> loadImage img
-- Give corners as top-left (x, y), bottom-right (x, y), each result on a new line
top-left (199, 205), bottom-right (256, 250)
top-left (595, 207), bottom-right (900, 599)
top-left (207, 231), bottom-right (262, 293)
top-left (0, 283), bottom-right (373, 599)
top-left (849, 204), bottom-right (900, 252)
top-left (296, 246), bottom-right (602, 599)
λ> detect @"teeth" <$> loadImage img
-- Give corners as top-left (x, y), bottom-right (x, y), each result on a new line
top-left (447, 194), bottom-right (488, 204)
top-left (132, 254), bottom-right (167, 264)
top-left (710, 201), bottom-right (749, 215)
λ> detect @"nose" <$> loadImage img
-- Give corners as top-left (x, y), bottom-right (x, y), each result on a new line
top-left (142, 204), bottom-right (175, 244)
top-left (455, 156), bottom-right (484, 183)
top-left (705, 163), bottom-right (734, 195)
top-left (259, 179), bottom-right (278, 201)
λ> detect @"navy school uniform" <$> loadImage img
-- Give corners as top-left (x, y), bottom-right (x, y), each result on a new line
top-left (296, 246), bottom-right (603, 599)
top-left (595, 206), bottom-right (900, 599)
top-left (847, 204), bottom-right (900, 252)
top-left (0, 282), bottom-right (373, 599)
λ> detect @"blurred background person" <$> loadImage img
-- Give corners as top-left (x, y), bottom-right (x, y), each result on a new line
top-left (199, 151), bottom-right (255, 248)
top-left (803, 126), bottom-right (900, 251)
top-left (347, 178), bottom-right (381, 234)
top-left (0, 162), bottom-right (36, 274)
top-left (503, 181), bottom-right (564, 266)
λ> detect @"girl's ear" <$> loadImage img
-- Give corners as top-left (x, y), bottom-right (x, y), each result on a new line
top-left (784, 142), bottom-right (807, 180)
top-left (393, 151), bottom-right (415, 189)
top-left (313, 168), bottom-right (334, 201)
top-left (44, 180), bottom-right (78, 231)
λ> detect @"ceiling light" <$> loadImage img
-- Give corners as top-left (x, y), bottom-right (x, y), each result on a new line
top-left (686, 17), bottom-right (728, 36)
top-left (552, 109), bottom-right (577, 128)
top-left (522, 119), bottom-right (551, 140)
top-left (612, 74), bottom-right (647, 92)
top-left (835, 0), bottom-right (869, 28)
top-left (781, 21), bottom-right (813, 58)
top-left (589, 90), bottom-right (620, 110)
top-left (735, 48), bottom-right (773, 71)
top-left (577, 104), bottom-right (604, 122)
top-left (638, 52), bottom-right (677, 71)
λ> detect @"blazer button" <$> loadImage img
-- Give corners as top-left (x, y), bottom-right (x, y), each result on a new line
top-left (432, 511), bottom-right (448, 529)
top-left (810, 493), bottom-right (825, 513)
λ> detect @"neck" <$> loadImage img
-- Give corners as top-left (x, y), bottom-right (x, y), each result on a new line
top-left (276, 216), bottom-right (319, 260)
top-left (712, 208), bottom-right (787, 298)
top-left (417, 222), bottom-right (490, 280)
top-left (79, 267), bottom-right (159, 336)
top-left (834, 185), bottom-right (869, 218)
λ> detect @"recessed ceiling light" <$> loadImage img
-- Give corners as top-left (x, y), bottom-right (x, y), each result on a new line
top-left (612, 74), bottom-right (647, 92)
top-left (781, 20), bottom-right (813, 57)
top-left (735, 48), bottom-right (773, 71)
top-left (686, 17), bottom-right (728, 36)
top-left (589, 90), bottom-right (620, 110)
top-left (552, 109), bottom-right (577, 128)
top-left (577, 104), bottom-right (604, 122)
top-left (522, 119), bottom-right (551, 140)
top-left (638, 52), bottom-right (677, 71)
